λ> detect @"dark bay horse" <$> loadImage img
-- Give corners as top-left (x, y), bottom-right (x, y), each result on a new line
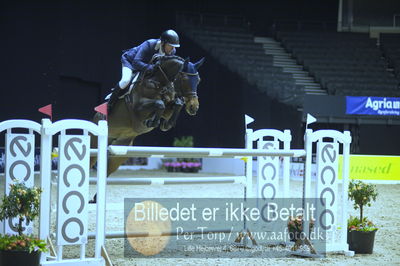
top-left (91, 55), bottom-right (204, 177)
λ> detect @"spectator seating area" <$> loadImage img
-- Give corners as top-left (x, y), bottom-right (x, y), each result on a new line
top-left (181, 25), bottom-right (306, 107)
top-left (179, 14), bottom-right (400, 108)
top-left (276, 31), bottom-right (400, 97)
top-left (380, 33), bottom-right (400, 80)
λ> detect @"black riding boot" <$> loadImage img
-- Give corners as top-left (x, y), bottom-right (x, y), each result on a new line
top-left (107, 83), bottom-right (122, 112)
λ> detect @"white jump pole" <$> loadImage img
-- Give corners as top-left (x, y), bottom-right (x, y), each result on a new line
top-left (89, 176), bottom-right (247, 185)
top-left (105, 145), bottom-right (306, 158)
top-left (87, 228), bottom-right (233, 239)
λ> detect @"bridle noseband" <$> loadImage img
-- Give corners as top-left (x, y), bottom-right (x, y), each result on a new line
top-left (178, 71), bottom-right (199, 98)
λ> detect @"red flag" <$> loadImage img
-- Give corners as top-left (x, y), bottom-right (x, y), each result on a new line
top-left (38, 104), bottom-right (52, 120)
top-left (94, 102), bottom-right (108, 120)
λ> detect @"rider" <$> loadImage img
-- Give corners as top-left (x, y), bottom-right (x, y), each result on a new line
top-left (107, 29), bottom-right (180, 110)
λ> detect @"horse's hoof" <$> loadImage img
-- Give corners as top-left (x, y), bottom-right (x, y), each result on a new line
top-left (160, 125), bottom-right (170, 132)
top-left (160, 122), bottom-right (173, 132)
top-left (145, 119), bottom-right (160, 128)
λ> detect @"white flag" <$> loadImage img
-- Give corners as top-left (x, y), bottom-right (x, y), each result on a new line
top-left (306, 113), bottom-right (317, 125)
top-left (245, 114), bottom-right (255, 126)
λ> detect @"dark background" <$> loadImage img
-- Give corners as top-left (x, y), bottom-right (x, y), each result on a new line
top-left (1, 0), bottom-right (399, 154)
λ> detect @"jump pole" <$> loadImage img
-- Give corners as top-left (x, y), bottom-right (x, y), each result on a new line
top-left (103, 145), bottom-right (306, 158)
top-left (87, 229), bottom-right (233, 239)
top-left (89, 176), bottom-right (247, 185)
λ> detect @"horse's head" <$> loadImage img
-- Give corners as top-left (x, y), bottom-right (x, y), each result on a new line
top-left (150, 55), bottom-right (185, 87)
top-left (175, 57), bottom-right (205, 116)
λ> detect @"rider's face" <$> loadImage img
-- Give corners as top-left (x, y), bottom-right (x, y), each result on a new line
top-left (163, 43), bottom-right (174, 55)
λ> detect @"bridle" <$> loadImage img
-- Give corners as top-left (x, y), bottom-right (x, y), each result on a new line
top-left (176, 71), bottom-right (199, 98)
top-left (139, 55), bottom-right (199, 99)
top-left (156, 64), bottom-right (175, 94)
top-left (153, 57), bottom-right (184, 95)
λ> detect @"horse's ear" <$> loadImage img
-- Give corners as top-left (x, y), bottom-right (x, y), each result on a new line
top-left (194, 57), bottom-right (205, 70)
top-left (184, 57), bottom-right (190, 70)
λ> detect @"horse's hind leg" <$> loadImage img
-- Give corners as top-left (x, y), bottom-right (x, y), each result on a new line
top-left (107, 156), bottom-right (130, 176)
top-left (89, 137), bottom-right (134, 203)
top-left (89, 134), bottom-right (114, 170)
top-left (106, 137), bottom-right (135, 176)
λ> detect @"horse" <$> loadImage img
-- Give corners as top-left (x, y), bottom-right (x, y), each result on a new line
top-left (90, 55), bottom-right (204, 178)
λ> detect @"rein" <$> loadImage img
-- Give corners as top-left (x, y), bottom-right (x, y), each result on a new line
top-left (157, 65), bottom-right (174, 86)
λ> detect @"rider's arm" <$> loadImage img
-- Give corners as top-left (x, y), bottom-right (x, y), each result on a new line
top-left (131, 40), bottom-right (154, 71)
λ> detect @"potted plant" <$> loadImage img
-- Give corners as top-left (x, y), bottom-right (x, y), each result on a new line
top-left (0, 182), bottom-right (48, 265)
top-left (347, 180), bottom-right (378, 254)
top-left (287, 215), bottom-right (314, 242)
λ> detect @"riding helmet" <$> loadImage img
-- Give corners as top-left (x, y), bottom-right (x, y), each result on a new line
top-left (160, 29), bottom-right (180, 47)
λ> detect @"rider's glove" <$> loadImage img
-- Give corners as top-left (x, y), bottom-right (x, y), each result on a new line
top-left (146, 64), bottom-right (155, 73)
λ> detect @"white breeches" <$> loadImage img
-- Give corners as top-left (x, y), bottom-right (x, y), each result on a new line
top-left (118, 65), bottom-right (139, 89)
top-left (118, 66), bottom-right (132, 89)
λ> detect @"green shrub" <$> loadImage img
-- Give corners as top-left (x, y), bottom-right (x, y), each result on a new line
top-left (348, 181), bottom-right (378, 232)
top-left (0, 182), bottom-right (47, 253)
top-left (348, 180), bottom-right (378, 222)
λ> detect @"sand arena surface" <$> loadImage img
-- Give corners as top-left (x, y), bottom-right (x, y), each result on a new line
top-left (2, 169), bottom-right (399, 265)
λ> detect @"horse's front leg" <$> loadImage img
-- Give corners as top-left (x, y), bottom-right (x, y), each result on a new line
top-left (137, 98), bottom-right (166, 128)
top-left (160, 97), bottom-right (184, 131)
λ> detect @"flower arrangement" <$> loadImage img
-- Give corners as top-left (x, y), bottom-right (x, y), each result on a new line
top-left (163, 161), bottom-right (202, 172)
top-left (348, 180), bottom-right (378, 231)
top-left (0, 235), bottom-right (47, 253)
top-left (163, 161), bottom-right (182, 172)
top-left (348, 215), bottom-right (377, 232)
top-left (161, 136), bottom-right (202, 173)
top-left (180, 161), bottom-right (202, 172)
top-left (0, 183), bottom-right (47, 253)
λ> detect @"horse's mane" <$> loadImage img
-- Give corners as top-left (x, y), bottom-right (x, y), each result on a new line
top-left (155, 55), bottom-right (184, 64)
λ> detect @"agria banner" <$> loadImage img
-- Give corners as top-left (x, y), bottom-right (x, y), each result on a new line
top-left (346, 96), bottom-right (400, 116)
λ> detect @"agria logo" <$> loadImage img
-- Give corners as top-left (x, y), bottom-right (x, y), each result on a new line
top-left (365, 97), bottom-right (400, 113)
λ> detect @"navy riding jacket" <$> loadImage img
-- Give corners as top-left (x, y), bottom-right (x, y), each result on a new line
top-left (121, 39), bottom-right (176, 72)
